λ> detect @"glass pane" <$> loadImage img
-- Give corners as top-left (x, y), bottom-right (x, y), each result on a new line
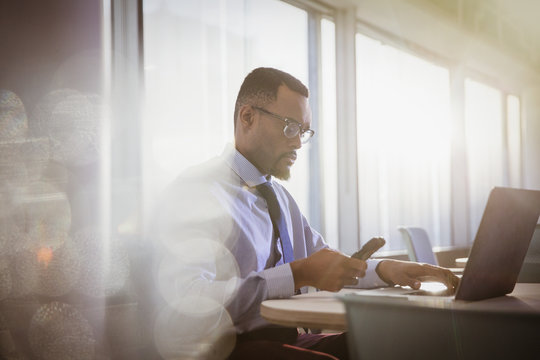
top-left (464, 78), bottom-right (504, 239)
top-left (143, 0), bottom-right (309, 215)
top-left (356, 33), bottom-right (452, 251)
top-left (507, 94), bottom-right (521, 188)
top-left (320, 18), bottom-right (338, 249)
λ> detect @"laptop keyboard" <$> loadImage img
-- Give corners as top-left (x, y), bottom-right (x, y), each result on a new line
top-left (406, 288), bottom-right (456, 296)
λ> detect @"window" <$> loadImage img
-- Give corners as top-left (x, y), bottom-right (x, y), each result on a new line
top-left (142, 0), bottom-right (526, 255)
top-left (355, 33), bottom-right (452, 251)
top-left (507, 94), bottom-right (522, 188)
top-left (464, 79), bottom-right (522, 239)
top-left (464, 79), bottom-right (504, 237)
top-left (143, 0), bottom-right (310, 215)
top-left (353, 32), bottom-right (524, 251)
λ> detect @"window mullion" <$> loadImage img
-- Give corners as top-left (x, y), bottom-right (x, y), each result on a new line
top-left (307, 10), bottom-right (323, 235)
top-left (449, 66), bottom-right (470, 247)
top-left (335, 7), bottom-right (360, 254)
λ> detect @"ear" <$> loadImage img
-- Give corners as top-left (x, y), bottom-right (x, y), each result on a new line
top-left (238, 105), bottom-right (256, 130)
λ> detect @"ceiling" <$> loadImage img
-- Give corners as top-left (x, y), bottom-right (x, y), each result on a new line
top-left (314, 0), bottom-right (540, 71)
top-left (411, 0), bottom-right (540, 68)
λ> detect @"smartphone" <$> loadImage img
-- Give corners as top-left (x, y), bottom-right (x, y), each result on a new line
top-left (351, 237), bottom-right (386, 260)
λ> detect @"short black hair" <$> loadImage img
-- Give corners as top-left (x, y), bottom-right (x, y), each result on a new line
top-left (233, 67), bottom-right (309, 130)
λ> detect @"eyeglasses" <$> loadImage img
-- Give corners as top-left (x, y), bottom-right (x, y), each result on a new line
top-left (253, 106), bottom-right (315, 144)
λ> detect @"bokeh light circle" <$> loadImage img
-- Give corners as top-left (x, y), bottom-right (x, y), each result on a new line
top-left (14, 238), bottom-right (80, 297)
top-left (33, 89), bottom-right (101, 167)
top-left (0, 257), bottom-right (12, 300)
top-left (153, 299), bottom-right (236, 360)
top-left (73, 228), bottom-right (130, 298)
top-left (29, 301), bottom-right (95, 360)
top-left (157, 237), bottom-right (240, 314)
top-left (0, 89), bottom-right (28, 140)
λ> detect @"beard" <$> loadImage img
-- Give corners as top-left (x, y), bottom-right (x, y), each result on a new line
top-left (269, 154), bottom-right (293, 180)
top-left (270, 166), bottom-right (291, 180)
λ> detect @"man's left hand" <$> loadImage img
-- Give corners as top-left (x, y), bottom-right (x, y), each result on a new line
top-left (376, 259), bottom-right (460, 292)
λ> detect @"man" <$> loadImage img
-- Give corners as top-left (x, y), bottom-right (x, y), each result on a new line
top-left (154, 67), bottom-right (459, 359)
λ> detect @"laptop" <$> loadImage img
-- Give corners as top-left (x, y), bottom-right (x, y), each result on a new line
top-left (355, 187), bottom-right (540, 301)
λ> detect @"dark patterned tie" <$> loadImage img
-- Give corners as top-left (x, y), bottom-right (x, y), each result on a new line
top-left (256, 181), bottom-right (294, 263)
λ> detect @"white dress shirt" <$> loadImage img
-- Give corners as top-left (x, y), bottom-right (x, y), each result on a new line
top-left (154, 144), bottom-right (387, 334)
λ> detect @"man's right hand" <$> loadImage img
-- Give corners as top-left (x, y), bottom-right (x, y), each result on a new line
top-left (290, 248), bottom-right (367, 292)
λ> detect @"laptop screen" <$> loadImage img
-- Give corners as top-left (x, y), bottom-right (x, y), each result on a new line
top-left (455, 187), bottom-right (540, 301)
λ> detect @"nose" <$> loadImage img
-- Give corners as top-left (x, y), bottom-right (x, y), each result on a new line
top-left (289, 133), bottom-right (302, 149)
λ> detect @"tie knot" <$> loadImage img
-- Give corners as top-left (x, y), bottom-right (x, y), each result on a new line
top-left (256, 182), bottom-right (278, 203)
top-left (256, 181), bottom-right (273, 191)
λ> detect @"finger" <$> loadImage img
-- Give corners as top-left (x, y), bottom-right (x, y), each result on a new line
top-left (436, 271), bottom-right (454, 289)
top-left (449, 272), bottom-right (461, 289)
top-left (414, 274), bottom-right (457, 291)
top-left (436, 269), bottom-right (460, 289)
top-left (344, 276), bottom-right (360, 286)
top-left (418, 264), bottom-right (458, 289)
top-left (347, 258), bottom-right (367, 271)
top-left (333, 279), bottom-right (347, 292)
top-left (400, 276), bottom-right (421, 290)
top-left (345, 268), bottom-right (366, 279)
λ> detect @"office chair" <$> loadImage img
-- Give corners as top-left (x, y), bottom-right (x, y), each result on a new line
top-left (397, 226), bottom-right (438, 265)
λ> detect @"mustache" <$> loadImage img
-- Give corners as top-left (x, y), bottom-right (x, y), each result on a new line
top-left (280, 151), bottom-right (297, 160)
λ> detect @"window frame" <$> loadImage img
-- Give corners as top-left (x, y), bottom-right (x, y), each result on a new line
top-left (122, 0), bottom-right (527, 253)
top-left (350, 19), bottom-right (524, 251)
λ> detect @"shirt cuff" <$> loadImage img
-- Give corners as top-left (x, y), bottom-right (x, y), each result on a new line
top-left (262, 263), bottom-right (295, 298)
top-left (352, 259), bottom-right (390, 289)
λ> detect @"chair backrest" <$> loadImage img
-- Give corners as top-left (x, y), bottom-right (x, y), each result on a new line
top-left (398, 226), bottom-right (438, 265)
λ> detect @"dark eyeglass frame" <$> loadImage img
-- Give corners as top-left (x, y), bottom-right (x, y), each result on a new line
top-left (253, 106), bottom-right (315, 144)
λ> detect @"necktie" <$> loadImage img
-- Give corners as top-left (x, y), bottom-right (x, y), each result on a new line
top-left (256, 181), bottom-right (294, 263)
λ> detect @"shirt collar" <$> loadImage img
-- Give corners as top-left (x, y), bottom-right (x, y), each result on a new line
top-left (222, 143), bottom-right (269, 187)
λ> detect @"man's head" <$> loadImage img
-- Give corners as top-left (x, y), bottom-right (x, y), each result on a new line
top-left (234, 67), bottom-right (312, 180)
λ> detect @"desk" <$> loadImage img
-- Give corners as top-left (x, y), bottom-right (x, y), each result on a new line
top-left (260, 288), bottom-right (355, 331)
top-left (455, 257), bottom-right (468, 268)
top-left (260, 283), bottom-right (540, 330)
top-left (261, 284), bottom-right (540, 359)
